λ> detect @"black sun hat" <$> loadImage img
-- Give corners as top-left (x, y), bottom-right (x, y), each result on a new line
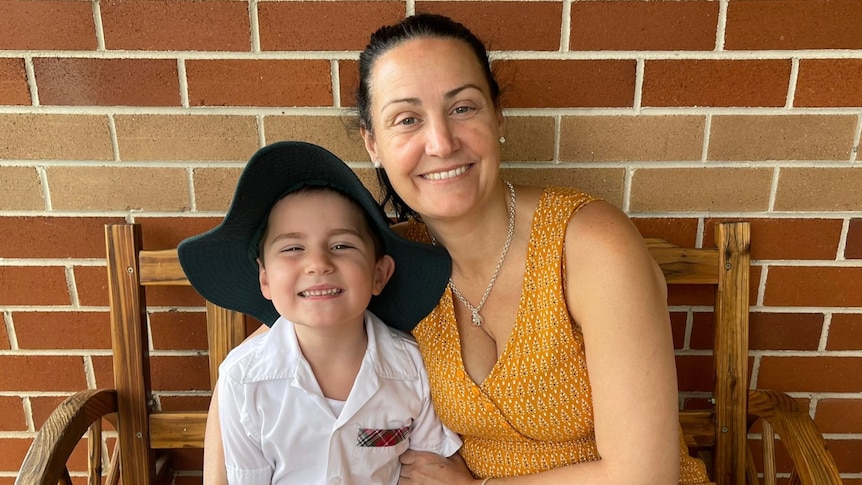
top-left (177, 141), bottom-right (451, 331)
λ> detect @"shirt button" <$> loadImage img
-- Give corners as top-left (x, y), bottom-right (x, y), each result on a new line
top-left (330, 477), bottom-right (342, 485)
top-left (455, 370), bottom-right (465, 379)
top-left (471, 387), bottom-right (481, 397)
top-left (485, 403), bottom-right (495, 412)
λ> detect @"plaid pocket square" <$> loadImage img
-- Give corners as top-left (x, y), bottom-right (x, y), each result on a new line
top-left (357, 425), bottom-right (411, 447)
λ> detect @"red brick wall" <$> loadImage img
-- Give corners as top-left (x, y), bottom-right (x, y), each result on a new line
top-left (1, 0), bottom-right (861, 482)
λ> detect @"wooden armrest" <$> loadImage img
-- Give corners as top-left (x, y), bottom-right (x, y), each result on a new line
top-left (747, 389), bottom-right (843, 485)
top-left (17, 389), bottom-right (118, 485)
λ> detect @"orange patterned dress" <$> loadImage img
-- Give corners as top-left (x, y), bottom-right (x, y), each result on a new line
top-left (408, 186), bottom-right (711, 483)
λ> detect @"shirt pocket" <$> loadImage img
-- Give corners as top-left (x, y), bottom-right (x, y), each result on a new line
top-left (351, 424), bottom-right (412, 484)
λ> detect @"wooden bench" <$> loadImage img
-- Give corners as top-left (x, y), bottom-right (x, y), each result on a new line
top-left (16, 221), bottom-right (842, 484)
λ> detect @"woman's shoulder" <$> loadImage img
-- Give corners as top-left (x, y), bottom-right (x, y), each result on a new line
top-left (564, 197), bottom-right (649, 260)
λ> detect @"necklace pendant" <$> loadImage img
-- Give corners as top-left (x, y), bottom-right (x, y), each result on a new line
top-left (471, 311), bottom-right (483, 326)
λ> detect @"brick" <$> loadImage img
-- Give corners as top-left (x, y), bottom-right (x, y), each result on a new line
top-left (186, 59), bottom-right (332, 107)
top-left (496, 59), bottom-right (635, 108)
top-left (675, 355), bottom-right (713, 393)
top-left (691, 312), bottom-right (822, 351)
top-left (150, 311), bottom-right (208, 351)
top-left (631, 218), bottom-right (699, 248)
top-left (339, 59), bottom-right (359, 107)
top-left (560, 116), bottom-right (704, 162)
top-left (815, 398), bottom-right (862, 434)
top-left (827, 314), bottom-right (862, 351)
top-left (115, 115), bottom-right (259, 162)
top-left (0, 114), bottom-right (112, 160)
top-left (46, 166), bottom-right (189, 211)
top-left (764, 266), bottom-right (862, 307)
top-left (418, 1), bottom-right (562, 51)
top-left (0, 266), bottom-right (69, 306)
top-left (0, 216), bottom-right (124, 259)
top-left (0, 356), bottom-right (87, 391)
top-left (151, 355), bottom-right (211, 391)
top-left (570, 0), bottom-right (716, 51)
top-left (147, 284), bottom-right (207, 309)
top-left (191, 168), bottom-right (243, 213)
top-left (825, 438), bottom-right (862, 473)
top-left (135, 216), bottom-right (223, 249)
top-left (796, 59), bottom-right (862, 108)
top-left (499, 116), bottom-right (555, 162)
top-left (0, 323), bottom-right (8, 350)
top-left (708, 115), bottom-right (856, 161)
top-left (0, 438), bottom-right (36, 472)
top-left (643, 60), bottom-right (790, 108)
top-left (501, 167), bottom-right (626, 209)
top-left (160, 395), bottom-right (211, 412)
top-left (774, 168), bottom-right (862, 211)
top-left (0, 167), bottom-right (44, 211)
top-left (260, 1), bottom-right (404, 51)
top-left (34, 58), bottom-right (180, 107)
top-left (263, 116), bottom-right (368, 162)
top-left (91, 355), bottom-right (113, 388)
top-left (29, 395), bottom-right (71, 429)
top-left (848, 219), bottom-right (862, 259)
top-left (170, 447), bottom-right (204, 470)
top-left (0, 0), bottom-right (96, 50)
top-left (14, 311), bottom-right (111, 350)
top-left (0, 397), bottom-right (25, 431)
top-left (725, 0), bottom-right (862, 50)
top-left (72, 266), bottom-right (108, 307)
top-left (102, 0), bottom-right (250, 51)
top-left (0, 57), bottom-right (30, 105)
top-left (757, 356), bottom-right (862, 393)
top-left (704, 218), bottom-right (843, 261)
top-left (669, 312), bottom-right (687, 350)
top-left (629, 168), bottom-right (773, 213)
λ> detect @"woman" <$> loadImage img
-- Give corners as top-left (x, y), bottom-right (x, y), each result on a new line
top-left (207, 13), bottom-right (711, 485)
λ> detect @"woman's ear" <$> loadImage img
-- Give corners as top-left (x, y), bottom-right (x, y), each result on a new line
top-left (360, 127), bottom-right (379, 165)
top-left (496, 108), bottom-right (506, 139)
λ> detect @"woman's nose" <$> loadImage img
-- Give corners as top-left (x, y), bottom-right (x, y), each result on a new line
top-left (425, 117), bottom-right (457, 158)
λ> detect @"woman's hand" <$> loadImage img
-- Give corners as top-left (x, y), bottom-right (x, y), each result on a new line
top-left (398, 450), bottom-right (475, 485)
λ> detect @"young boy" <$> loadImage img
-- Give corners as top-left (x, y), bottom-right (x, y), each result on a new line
top-left (178, 141), bottom-right (460, 484)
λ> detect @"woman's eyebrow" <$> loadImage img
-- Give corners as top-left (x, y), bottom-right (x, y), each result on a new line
top-left (380, 84), bottom-right (484, 111)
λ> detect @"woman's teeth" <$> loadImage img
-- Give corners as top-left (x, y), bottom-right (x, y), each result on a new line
top-left (424, 165), bottom-right (468, 180)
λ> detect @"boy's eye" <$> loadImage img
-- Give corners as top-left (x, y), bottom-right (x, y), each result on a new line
top-left (279, 246), bottom-right (302, 253)
top-left (332, 243), bottom-right (356, 251)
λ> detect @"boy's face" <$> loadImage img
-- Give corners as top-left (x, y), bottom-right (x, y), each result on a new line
top-left (258, 190), bottom-right (394, 329)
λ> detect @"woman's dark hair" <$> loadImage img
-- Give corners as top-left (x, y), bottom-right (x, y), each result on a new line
top-left (355, 13), bottom-right (502, 221)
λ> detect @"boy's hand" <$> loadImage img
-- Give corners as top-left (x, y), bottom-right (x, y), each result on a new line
top-left (398, 450), bottom-right (474, 485)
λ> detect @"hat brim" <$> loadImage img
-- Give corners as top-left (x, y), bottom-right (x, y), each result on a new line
top-left (178, 141), bottom-right (451, 331)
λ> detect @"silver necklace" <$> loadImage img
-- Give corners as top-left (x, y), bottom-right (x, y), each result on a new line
top-left (431, 181), bottom-right (516, 326)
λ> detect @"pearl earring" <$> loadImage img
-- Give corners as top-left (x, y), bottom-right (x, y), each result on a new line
top-left (499, 136), bottom-right (506, 144)
top-left (373, 160), bottom-right (382, 168)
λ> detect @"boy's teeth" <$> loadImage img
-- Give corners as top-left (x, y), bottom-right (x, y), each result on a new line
top-left (424, 165), bottom-right (467, 180)
top-left (302, 288), bottom-right (340, 297)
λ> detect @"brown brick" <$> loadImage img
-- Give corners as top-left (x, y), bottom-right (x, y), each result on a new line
top-left (708, 115), bottom-right (856, 161)
top-left (643, 60), bottom-right (790, 108)
top-left (263, 116), bottom-right (368, 162)
top-left (847, 219), bottom-right (862, 259)
top-left (0, 356), bottom-right (87, 391)
top-left (827, 314), bottom-right (862, 351)
top-left (775, 168), bottom-right (862, 211)
top-left (796, 59), bottom-right (862, 108)
top-left (0, 57), bottom-right (30, 105)
top-left (631, 218), bottom-right (699, 248)
top-left (0, 438), bottom-right (38, 472)
top-left (147, 284), bottom-right (207, 309)
top-left (691, 312), bottom-right (823, 351)
top-left (629, 168), bottom-right (773, 213)
top-left (27, 395), bottom-right (69, 430)
top-left (704, 218), bottom-right (843, 261)
top-left (160, 395), bottom-right (212, 412)
top-left (0, 216), bottom-right (124, 258)
top-left (0, 1), bottom-right (96, 50)
top-left (0, 397), bottom-right (25, 431)
top-left (134, 216), bottom-right (223, 249)
top-left (819, 439), bottom-right (862, 472)
top-left (91, 355), bottom-right (113, 388)
top-left (501, 167), bottom-right (626, 208)
top-left (758, 356), bottom-right (862, 393)
top-left (339, 59), bottom-right (359, 108)
top-left (192, 168), bottom-right (243, 213)
top-left (725, 0), bottom-right (862, 50)
top-left (102, 0), bottom-right (250, 51)
top-left (570, 0), bottom-right (717, 51)
top-left (496, 59), bottom-right (635, 108)
top-left (186, 59), bottom-right (332, 107)
top-left (669, 312), bottom-right (687, 350)
top-left (73, 266), bottom-right (108, 307)
top-left (34, 58), bottom-right (180, 107)
top-left (560, 116), bottom-right (704, 162)
top-left (0, 323), bottom-right (9, 350)
top-left (0, 167), bottom-right (44, 211)
top-left (46, 166), bottom-right (189, 211)
top-left (815, 398), bottom-right (862, 434)
top-left (764, 266), bottom-right (862, 307)
top-left (150, 311), bottom-right (208, 351)
top-left (0, 266), bottom-right (69, 306)
top-left (418, 1), bottom-right (562, 51)
top-left (14, 311), bottom-right (111, 350)
top-left (500, 116), bottom-right (555, 162)
top-left (260, 1), bottom-right (404, 51)
top-left (0, 114), bottom-right (112, 160)
top-left (675, 355), bottom-right (713, 393)
top-left (115, 115), bottom-right (259, 162)
top-left (151, 355), bottom-right (210, 391)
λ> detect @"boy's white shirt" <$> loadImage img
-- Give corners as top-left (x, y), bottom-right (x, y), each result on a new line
top-left (217, 311), bottom-right (462, 485)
